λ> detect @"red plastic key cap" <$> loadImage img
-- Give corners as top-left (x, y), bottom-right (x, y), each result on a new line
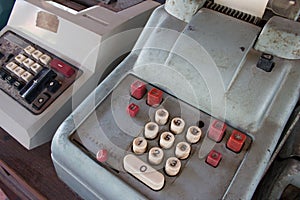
top-left (147, 88), bottom-right (163, 107)
top-left (127, 103), bottom-right (139, 117)
top-left (206, 150), bottom-right (222, 167)
top-left (49, 58), bottom-right (75, 78)
top-left (227, 130), bottom-right (247, 153)
top-left (130, 80), bottom-right (146, 100)
top-left (208, 120), bottom-right (227, 142)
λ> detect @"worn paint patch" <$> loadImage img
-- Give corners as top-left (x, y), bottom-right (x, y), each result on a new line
top-left (255, 16), bottom-right (300, 60)
top-left (36, 11), bottom-right (59, 33)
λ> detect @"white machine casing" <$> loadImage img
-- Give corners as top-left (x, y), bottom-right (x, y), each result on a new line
top-left (0, 0), bottom-right (159, 149)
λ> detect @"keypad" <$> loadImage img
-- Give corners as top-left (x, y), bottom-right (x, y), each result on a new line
top-left (124, 79), bottom-right (206, 190)
top-left (70, 75), bottom-right (252, 193)
top-left (122, 77), bottom-right (252, 190)
top-left (0, 31), bottom-right (82, 114)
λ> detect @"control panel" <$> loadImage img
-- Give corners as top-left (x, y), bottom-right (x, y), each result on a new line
top-left (0, 31), bottom-right (81, 114)
top-left (70, 74), bottom-right (252, 197)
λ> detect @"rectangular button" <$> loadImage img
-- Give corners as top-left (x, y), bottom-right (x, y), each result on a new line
top-left (147, 88), bottom-right (163, 107)
top-left (123, 154), bottom-right (165, 191)
top-left (30, 63), bottom-right (43, 74)
top-left (32, 50), bottom-right (43, 60)
top-left (206, 150), bottom-right (222, 167)
top-left (5, 76), bottom-right (16, 85)
top-left (39, 54), bottom-right (51, 65)
top-left (49, 58), bottom-right (75, 78)
top-left (33, 93), bottom-right (50, 110)
top-left (14, 81), bottom-right (25, 91)
top-left (24, 45), bottom-right (35, 55)
top-left (21, 71), bottom-right (34, 82)
top-left (227, 130), bottom-right (247, 153)
top-left (208, 120), bottom-right (227, 142)
top-left (0, 69), bottom-right (7, 80)
top-left (13, 66), bottom-right (25, 77)
top-left (23, 58), bottom-right (35, 69)
top-left (15, 54), bottom-right (27, 64)
top-left (6, 62), bottom-right (18, 72)
top-left (127, 103), bottom-right (139, 117)
top-left (131, 80), bottom-right (147, 99)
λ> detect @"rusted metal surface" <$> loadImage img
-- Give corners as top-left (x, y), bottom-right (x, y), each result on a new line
top-left (254, 16), bottom-right (300, 60)
top-left (268, 0), bottom-right (300, 21)
top-left (164, 0), bottom-right (206, 22)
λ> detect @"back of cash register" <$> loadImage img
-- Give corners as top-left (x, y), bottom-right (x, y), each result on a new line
top-left (51, 0), bottom-right (300, 199)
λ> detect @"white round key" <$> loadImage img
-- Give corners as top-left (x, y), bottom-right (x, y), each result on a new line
top-left (132, 137), bottom-right (147, 154)
top-left (148, 147), bottom-right (164, 165)
top-left (159, 132), bottom-right (175, 149)
top-left (144, 122), bottom-right (159, 139)
top-left (165, 157), bottom-right (181, 176)
top-left (186, 126), bottom-right (202, 143)
top-left (155, 108), bottom-right (169, 125)
top-left (175, 142), bottom-right (191, 160)
top-left (170, 117), bottom-right (185, 134)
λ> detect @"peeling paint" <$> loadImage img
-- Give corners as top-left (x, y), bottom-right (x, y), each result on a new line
top-left (254, 16), bottom-right (300, 60)
top-left (165, 0), bottom-right (206, 22)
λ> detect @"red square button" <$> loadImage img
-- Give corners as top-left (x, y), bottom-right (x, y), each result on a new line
top-left (49, 58), bottom-right (75, 78)
top-left (131, 80), bottom-right (146, 100)
top-left (208, 120), bottom-right (227, 142)
top-left (206, 150), bottom-right (222, 167)
top-left (147, 88), bottom-right (163, 107)
top-left (127, 103), bottom-right (139, 117)
top-left (227, 130), bottom-right (247, 153)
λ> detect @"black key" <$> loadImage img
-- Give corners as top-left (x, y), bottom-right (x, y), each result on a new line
top-left (47, 79), bottom-right (61, 93)
top-left (256, 53), bottom-right (275, 72)
top-left (5, 75), bottom-right (16, 85)
top-left (33, 93), bottom-right (50, 110)
top-left (14, 81), bottom-right (25, 91)
top-left (19, 68), bottom-right (57, 104)
top-left (0, 52), bottom-right (4, 60)
top-left (5, 53), bottom-right (14, 63)
top-left (0, 69), bottom-right (7, 80)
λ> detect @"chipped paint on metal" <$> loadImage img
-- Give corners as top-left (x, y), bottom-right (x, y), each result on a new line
top-left (164, 0), bottom-right (206, 22)
top-left (255, 16), bottom-right (300, 60)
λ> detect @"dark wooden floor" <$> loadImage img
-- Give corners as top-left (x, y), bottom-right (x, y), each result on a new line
top-left (0, 127), bottom-right (82, 200)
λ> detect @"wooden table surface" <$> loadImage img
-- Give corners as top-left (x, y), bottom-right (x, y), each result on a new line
top-left (0, 127), bottom-right (82, 200)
